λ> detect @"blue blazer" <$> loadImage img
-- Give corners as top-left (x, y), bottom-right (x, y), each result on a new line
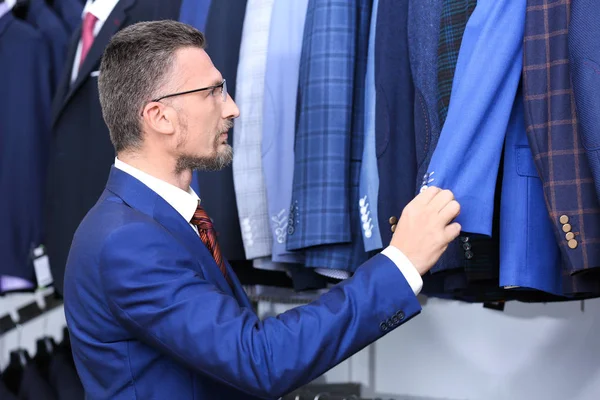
top-left (63, 167), bottom-right (421, 399)
top-left (499, 95), bottom-right (562, 295)
top-left (569, 0), bottom-right (600, 203)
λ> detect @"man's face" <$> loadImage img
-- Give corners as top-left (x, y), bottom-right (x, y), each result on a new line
top-left (168, 48), bottom-right (239, 173)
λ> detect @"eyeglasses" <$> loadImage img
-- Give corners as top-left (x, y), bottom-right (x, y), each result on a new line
top-left (142, 80), bottom-right (228, 116)
top-left (152, 79), bottom-right (227, 103)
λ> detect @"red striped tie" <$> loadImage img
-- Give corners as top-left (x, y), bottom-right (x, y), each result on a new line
top-left (190, 203), bottom-right (230, 284)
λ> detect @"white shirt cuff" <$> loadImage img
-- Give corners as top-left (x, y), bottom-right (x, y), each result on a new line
top-left (380, 246), bottom-right (423, 295)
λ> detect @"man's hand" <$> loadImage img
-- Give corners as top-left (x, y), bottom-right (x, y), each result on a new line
top-left (390, 186), bottom-right (461, 276)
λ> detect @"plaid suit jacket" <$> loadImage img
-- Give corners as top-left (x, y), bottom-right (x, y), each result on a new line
top-left (522, 0), bottom-right (600, 275)
top-left (287, 0), bottom-right (371, 275)
top-left (232, 0), bottom-right (276, 260)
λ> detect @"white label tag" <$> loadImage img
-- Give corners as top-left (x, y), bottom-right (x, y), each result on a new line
top-left (32, 246), bottom-right (54, 288)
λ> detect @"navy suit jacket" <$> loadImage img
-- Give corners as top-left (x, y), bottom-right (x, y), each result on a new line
top-left (63, 167), bottom-right (421, 399)
top-left (45, 0), bottom-right (182, 296)
top-left (0, 13), bottom-right (52, 283)
top-left (569, 0), bottom-right (600, 203)
top-left (374, 0), bottom-right (417, 247)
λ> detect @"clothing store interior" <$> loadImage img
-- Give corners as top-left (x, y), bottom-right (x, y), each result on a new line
top-left (1, 0), bottom-right (600, 398)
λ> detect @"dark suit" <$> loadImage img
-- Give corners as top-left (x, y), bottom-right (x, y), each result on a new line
top-left (569, 0), bottom-right (600, 203)
top-left (0, 380), bottom-right (17, 400)
top-left (52, 0), bottom-right (83, 34)
top-left (0, 12), bottom-right (52, 284)
top-left (49, 350), bottom-right (85, 400)
top-left (287, 0), bottom-right (371, 274)
top-left (192, 0), bottom-right (248, 261)
top-left (45, 0), bottom-right (183, 296)
top-left (523, 0), bottom-right (600, 276)
top-left (26, 0), bottom-right (69, 92)
top-left (374, 0), bottom-right (417, 246)
top-left (63, 166), bottom-right (421, 399)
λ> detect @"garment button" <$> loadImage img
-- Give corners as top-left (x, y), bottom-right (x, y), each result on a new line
top-left (389, 216), bottom-right (398, 225)
top-left (391, 316), bottom-right (400, 325)
top-left (560, 215), bottom-right (569, 224)
top-left (464, 250), bottom-right (474, 260)
top-left (380, 322), bottom-right (388, 332)
top-left (287, 226), bottom-right (294, 235)
top-left (562, 223), bottom-right (572, 233)
top-left (462, 242), bottom-right (471, 251)
top-left (365, 230), bottom-right (372, 238)
top-left (568, 239), bottom-right (578, 249)
top-left (359, 197), bottom-right (366, 207)
top-left (361, 214), bottom-right (369, 223)
top-left (566, 232), bottom-right (575, 241)
top-left (396, 311), bottom-right (405, 321)
top-left (460, 236), bottom-right (469, 243)
top-left (391, 224), bottom-right (397, 233)
top-left (419, 185), bottom-right (428, 193)
top-left (362, 222), bottom-right (371, 231)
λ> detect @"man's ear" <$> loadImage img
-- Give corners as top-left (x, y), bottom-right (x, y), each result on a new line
top-left (142, 102), bottom-right (176, 136)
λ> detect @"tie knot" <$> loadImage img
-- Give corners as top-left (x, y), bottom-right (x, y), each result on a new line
top-left (82, 12), bottom-right (98, 31)
top-left (191, 204), bottom-right (214, 230)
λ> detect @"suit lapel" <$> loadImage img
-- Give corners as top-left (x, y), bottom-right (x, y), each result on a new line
top-left (152, 200), bottom-right (235, 296)
top-left (52, 26), bottom-right (81, 127)
top-left (56, 0), bottom-right (136, 123)
top-left (105, 167), bottom-right (236, 297)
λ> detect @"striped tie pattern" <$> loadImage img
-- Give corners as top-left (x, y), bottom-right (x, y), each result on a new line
top-left (190, 202), bottom-right (230, 284)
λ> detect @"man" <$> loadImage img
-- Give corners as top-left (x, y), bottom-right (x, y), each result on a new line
top-left (63, 21), bottom-right (461, 400)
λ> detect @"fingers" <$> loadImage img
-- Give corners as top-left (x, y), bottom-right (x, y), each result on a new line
top-left (444, 222), bottom-right (462, 242)
top-left (413, 186), bottom-right (442, 205)
top-left (428, 189), bottom-right (455, 213)
top-left (439, 199), bottom-right (460, 224)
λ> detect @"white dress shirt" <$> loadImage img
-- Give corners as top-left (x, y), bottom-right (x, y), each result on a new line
top-left (70, 0), bottom-right (120, 84)
top-left (114, 158), bottom-right (200, 235)
top-left (113, 159), bottom-right (423, 295)
top-left (0, 1), bottom-right (11, 19)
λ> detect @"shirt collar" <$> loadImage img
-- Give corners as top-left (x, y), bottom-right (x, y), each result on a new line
top-left (114, 158), bottom-right (199, 223)
top-left (82, 0), bottom-right (121, 23)
top-left (0, 3), bottom-right (11, 20)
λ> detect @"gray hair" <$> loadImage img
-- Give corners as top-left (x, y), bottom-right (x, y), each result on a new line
top-left (98, 20), bottom-right (206, 153)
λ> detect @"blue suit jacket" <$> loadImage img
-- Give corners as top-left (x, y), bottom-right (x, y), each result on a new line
top-left (0, 13), bottom-right (52, 283)
top-left (569, 0), bottom-right (600, 203)
top-left (499, 95), bottom-right (562, 295)
top-left (421, 0), bottom-right (526, 236)
top-left (63, 167), bottom-right (421, 400)
top-left (52, 0), bottom-right (83, 34)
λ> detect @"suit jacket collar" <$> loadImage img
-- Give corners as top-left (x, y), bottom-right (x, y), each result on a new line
top-left (105, 166), bottom-right (242, 298)
top-left (52, 0), bottom-right (136, 127)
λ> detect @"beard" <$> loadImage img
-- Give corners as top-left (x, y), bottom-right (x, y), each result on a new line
top-left (175, 120), bottom-right (233, 173)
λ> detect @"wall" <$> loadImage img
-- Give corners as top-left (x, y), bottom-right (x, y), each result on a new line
top-left (1, 292), bottom-right (599, 400)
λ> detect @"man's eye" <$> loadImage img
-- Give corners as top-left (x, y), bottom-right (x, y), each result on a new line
top-left (209, 88), bottom-right (217, 96)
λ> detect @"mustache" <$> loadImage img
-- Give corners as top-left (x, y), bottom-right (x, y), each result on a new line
top-left (220, 120), bottom-right (233, 134)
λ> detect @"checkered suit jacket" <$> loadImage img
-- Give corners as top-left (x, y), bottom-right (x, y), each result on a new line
top-left (569, 0), bottom-right (600, 202)
top-left (522, 0), bottom-right (600, 274)
top-left (287, 0), bottom-right (371, 276)
top-left (232, 0), bottom-right (276, 260)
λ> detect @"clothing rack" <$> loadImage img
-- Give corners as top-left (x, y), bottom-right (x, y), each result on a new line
top-left (282, 382), bottom-right (396, 400)
top-left (0, 291), bottom-right (63, 336)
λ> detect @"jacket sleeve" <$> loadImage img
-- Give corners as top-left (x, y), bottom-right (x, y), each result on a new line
top-left (99, 222), bottom-right (421, 399)
top-left (420, 0), bottom-right (526, 236)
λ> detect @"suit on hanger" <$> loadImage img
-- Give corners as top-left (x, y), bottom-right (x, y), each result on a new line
top-left (232, 0), bottom-right (278, 266)
top-left (523, 0), bottom-right (600, 276)
top-left (0, 12), bottom-right (52, 285)
top-left (44, 0), bottom-right (183, 296)
top-left (287, 0), bottom-right (371, 278)
top-left (52, 0), bottom-right (84, 34)
top-left (261, 0), bottom-right (308, 264)
top-left (25, 0), bottom-right (69, 92)
top-left (192, 0), bottom-right (248, 262)
top-left (63, 166), bottom-right (421, 399)
top-left (569, 0), bottom-right (600, 203)
top-left (374, 0), bottom-right (417, 248)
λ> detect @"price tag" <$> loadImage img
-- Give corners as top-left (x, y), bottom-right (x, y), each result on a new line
top-left (32, 246), bottom-right (54, 288)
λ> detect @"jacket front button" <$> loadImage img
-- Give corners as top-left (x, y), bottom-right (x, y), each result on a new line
top-left (389, 216), bottom-right (398, 225)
